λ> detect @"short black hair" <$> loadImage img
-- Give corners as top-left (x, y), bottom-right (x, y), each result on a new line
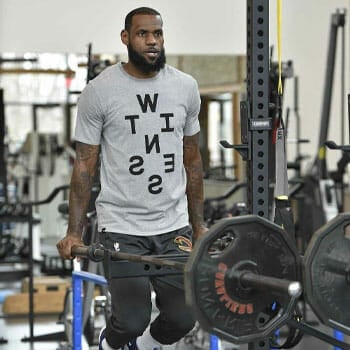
top-left (124, 7), bottom-right (162, 32)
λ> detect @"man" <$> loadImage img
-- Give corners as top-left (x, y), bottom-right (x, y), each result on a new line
top-left (56, 7), bottom-right (207, 350)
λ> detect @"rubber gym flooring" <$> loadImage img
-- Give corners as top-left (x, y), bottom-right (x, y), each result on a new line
top-left (0, 301), bottom-right (347, 350)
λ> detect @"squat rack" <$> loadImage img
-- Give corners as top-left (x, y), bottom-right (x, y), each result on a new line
top-left (222, 0), bottom-right (271, 220)
top-left (246, 1), bottom-right (272, 349)
top-left (245, 0), bottom-right (271, 219)
top-left (221, 0), bottom-right (277, 348)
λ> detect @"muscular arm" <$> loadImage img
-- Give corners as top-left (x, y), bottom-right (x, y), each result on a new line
top-left (57, 141), bottom-right (99, 258)
top-left (68, 142), bottom-right (100, 236)
top-left (183, 132), bottom-right (207, 240)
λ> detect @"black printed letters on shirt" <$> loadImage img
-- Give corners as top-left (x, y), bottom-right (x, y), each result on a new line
top-left (125, 93), bottom-right (176, 195)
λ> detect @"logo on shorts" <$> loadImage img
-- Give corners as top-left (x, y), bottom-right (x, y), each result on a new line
top-left (174, 236), bottom-right (192, 252)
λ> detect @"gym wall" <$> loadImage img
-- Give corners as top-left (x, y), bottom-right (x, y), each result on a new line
top-left (0, 0), bottom-right (349, 170)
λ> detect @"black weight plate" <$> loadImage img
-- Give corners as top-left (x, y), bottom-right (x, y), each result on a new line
top-left (304, 213), bottom-right (350, 334)
top-left (185, 214), bottom-right (300, 344)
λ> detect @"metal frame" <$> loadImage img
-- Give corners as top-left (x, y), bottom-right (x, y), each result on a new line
top-left (246, 0), bottom-right (270, 218)
top-left (246, 1), bottom-right (271, 349)
top-left (0, 89), bottom-right (7, 203)
top-left (316, 10), bottom-right (346, 179)
top-left (72, 271), bottom-right (108, 350)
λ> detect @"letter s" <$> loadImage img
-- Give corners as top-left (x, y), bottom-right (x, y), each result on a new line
top-left (129, 156), bottom-right (144, 175)
top-left (148, 175), bottom-right (162, 194)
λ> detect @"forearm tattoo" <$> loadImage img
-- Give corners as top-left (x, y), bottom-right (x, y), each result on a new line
top-left (68, 142), bottom-right (99, 236)
top-left (184, 135), bottom-right (205, 231)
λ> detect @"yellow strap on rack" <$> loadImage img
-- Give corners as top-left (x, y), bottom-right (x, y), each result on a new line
top-left (277, 0), bottom-right (283, 95)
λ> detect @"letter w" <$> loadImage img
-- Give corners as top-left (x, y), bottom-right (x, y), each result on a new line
top-left (137, 93), bottom-right (158, 113)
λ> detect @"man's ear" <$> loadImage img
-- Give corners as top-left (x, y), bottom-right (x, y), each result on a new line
top-left (121, 30), bottom-right (129, 45)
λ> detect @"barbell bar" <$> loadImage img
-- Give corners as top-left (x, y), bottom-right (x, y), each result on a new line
top-left (72, 245), bottom-right (185, 270)
top-left (71, 245), bottom-right (301, 299)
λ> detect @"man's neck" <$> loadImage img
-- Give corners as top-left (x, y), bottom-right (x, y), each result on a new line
top-left (122, 62), bottom-right (159, 79)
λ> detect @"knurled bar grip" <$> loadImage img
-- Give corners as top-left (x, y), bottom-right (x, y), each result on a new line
top-left (71, 245), bottom-right (186, 270)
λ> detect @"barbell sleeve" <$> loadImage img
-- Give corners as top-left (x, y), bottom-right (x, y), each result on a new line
top-left (230, 270), bottom-right (302, 298)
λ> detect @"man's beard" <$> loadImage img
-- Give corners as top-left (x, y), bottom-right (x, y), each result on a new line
top-left (127, 45), bottom-right (166, 74)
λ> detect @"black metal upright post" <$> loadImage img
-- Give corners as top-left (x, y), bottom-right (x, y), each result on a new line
top-left (28, 204), bottom-right (34, 341)
top-left (246, 0), bottom-right (271, 219)
top-left (294, 76), bottom-right (301, 169)
top-left (64, 103), bottom-right (72, 144)
top-left (0, 89), bottom-right (8, 340)
top-left (0, 89), bottom-right (8, 203)
top-left (316, 10), bottom-right (345, 179)
top-left (247, 0), bottom-right (271, 348)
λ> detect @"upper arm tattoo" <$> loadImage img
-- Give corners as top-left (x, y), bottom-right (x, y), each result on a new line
top-left (183, 133), bottom-right (200, 161)
top-left (73, 142), bottom-right (100, 188)
top-left (76, 142), bottom-right (100, 162)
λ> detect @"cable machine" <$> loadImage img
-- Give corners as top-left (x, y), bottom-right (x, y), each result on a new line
top-left (295, 10), bottom-right (347, 252)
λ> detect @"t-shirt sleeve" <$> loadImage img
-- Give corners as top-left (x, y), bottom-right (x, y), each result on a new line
top-left (74, 83), bottom-right (104, 145)
top-left (184, 79), bottom-right (201, 136)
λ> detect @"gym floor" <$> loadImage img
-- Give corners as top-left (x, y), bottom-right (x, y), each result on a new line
top-left (0, 301), bottom-right (347, 350)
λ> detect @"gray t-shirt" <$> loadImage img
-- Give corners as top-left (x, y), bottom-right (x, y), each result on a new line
top-left (74, 63), bottom-right (201, 235)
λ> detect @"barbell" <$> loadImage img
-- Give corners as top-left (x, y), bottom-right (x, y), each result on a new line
top-left (71, 213), bottom-right (350, 347)
top-left (72, 215), bottom-right (302, 344)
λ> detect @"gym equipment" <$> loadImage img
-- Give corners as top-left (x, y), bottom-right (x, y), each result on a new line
top-left (86, 43), bottom-right (114, 83)
top-left (315, 10), bottom-right (346, 180)
top-left (304, 213), bottom-right (350, 335)
top-left (204, 182), bottom-right (247, 225)
top-left (72, 214), bottom-right (302, 345)
top-left (17, 185), bottom-right (69, 343)
top-left (56, 197), bottom-right (108, 347)
top-left (0, 185), bottom-right (67, 342)
top-left (185, 215), bottom-right (301, 344)
top-left (220, 0), bottom-right (272, 223)
top-left (286, 76), bottom-right (310, 178)
top-left (0, 89), bottom-right (6, 204)
top-left (71, 216), bottom-right (350, 349)
top-left (296, 10), bottom-right (347, 252)
top-left (80, 211), bottom-right (109, 346)
top-left (71, 271), bottom-right (107, 350)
